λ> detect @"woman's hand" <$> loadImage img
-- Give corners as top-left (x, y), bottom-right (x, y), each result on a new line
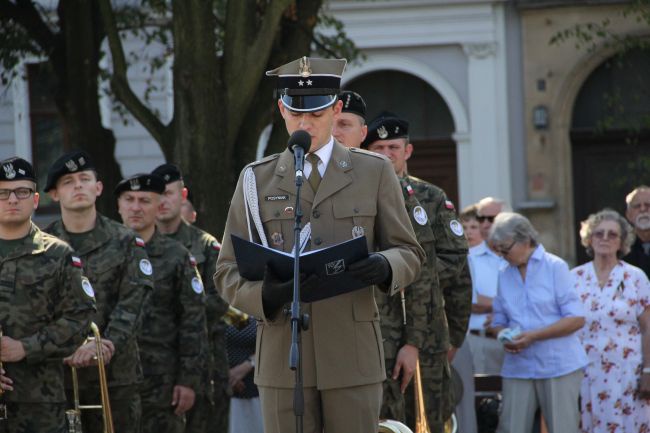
top-left (503, 331), bottom-right (536, 354)
top-left (229, 361), bottom-right (253, 390)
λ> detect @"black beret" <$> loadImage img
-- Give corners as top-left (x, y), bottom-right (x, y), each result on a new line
top-left (44, 150), bottom-right (96, 192)
top-left (361, 111), bottom-right (410, 148)
top-left (152, 163), bottom-right (183, 184)
top-left (339, 91), bottom-right (366, 120)
top-left (0, 157), bottom-right (36, 182)
top-left (114, 173), bottom-right (166, 197)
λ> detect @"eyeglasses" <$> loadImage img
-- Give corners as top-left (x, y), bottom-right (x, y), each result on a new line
top-left (496, 240), bottom-right (517, 256)
top-left (592, 230), bottom-right (620, 240)
top-left (0, 187), bottom-right (35, 200)
top-left (477, 215), bottom-right (497, 223)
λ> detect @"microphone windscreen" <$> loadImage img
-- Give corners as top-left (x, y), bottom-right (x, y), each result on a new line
top-left (287, 130), bottom-right (311, 154)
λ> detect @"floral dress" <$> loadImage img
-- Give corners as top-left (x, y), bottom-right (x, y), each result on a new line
top-left (571, 261), bottom-right (650, 433)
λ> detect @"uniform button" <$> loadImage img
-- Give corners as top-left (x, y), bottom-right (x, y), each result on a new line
top-left (353, 208), bottom-right (359, 213)
top-left (312, 210), bottom-right (320, 218)
top-left (314, 237), bottom-right (322, 246)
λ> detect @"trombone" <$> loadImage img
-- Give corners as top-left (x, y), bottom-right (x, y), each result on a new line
top-left (66, 322), bottom-right (114, 433)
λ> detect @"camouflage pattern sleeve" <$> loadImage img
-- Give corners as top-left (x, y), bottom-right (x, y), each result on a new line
top-left (202, 238), bottom-right (229, 325)
top-left (104, 237), bottom-right (154, 353)
top-left (444, 261), bottom-right (472, 348)
top-left (176, 253), bottom-right (209, 390)
top-left (431, 195), bottom-right (472, 348)
top-left (21, 252), bottom-right (96, 363)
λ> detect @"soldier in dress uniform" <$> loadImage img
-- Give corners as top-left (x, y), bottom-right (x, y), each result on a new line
top-left (363, 112), bottom-right (472, 432)
top-left (44, 150), bottom-right (153, 433)
top-left (0, 157), bottom-right (96, 433)
top-left (214, 56), bottom-right (425, 433)
top-left (115, 173), bottom-right (208, 433)
top-left (151, 163), bottom-right (229, 433)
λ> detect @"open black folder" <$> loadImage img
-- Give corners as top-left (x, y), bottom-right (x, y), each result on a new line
top-left (231, 234), bottom-right (369, 302)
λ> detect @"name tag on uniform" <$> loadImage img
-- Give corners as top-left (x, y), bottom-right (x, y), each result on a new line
top-left (265, 195), bottom-right (289, 201)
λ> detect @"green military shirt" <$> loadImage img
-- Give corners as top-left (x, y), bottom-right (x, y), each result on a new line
top-left (140, 230), bottom-right (208, 392)
top-left (401, 175), bottom-right (472, 351)
top-left (166, 221), bottom-right (229, 386)
top-left (46, 214), bottom-right (154, 388)
top-left (0, 223), bottom-right (96, 403)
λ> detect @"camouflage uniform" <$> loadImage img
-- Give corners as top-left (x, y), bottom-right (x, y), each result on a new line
top-left (165, 221), bottom-right (229, 433)
top-left (397, 175), bottom-right (472, 432)
top-left (0, 224), bottom-right (96, 433)
top-left (139, 230), bottom-right (208, 433)
top-left (46, 214), bottom-right (154, 433)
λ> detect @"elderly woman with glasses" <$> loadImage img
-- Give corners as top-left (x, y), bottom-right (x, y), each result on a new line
top-left (571, 209), bottom-right (650, 433)
top-left (487, 212), bottom-right (587, 433)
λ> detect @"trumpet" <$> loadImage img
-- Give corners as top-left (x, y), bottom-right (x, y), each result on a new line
top-left (223, 306), bottom-right (249, 329)
top-left (66, 322), bottom-right (114, 433)
top-left (0, 325), bottom-right (6, 420)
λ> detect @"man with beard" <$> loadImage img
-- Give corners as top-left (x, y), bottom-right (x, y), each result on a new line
top-left (624, 186), bottom-right (650, 277)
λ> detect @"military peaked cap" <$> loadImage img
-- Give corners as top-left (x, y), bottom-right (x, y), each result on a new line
top-left (266, 56), bottom-right (347, 112)
top-left (339, 90), bottom-right (367, 120)
top-left (362, 111), bottom-right (410, 148)
top-left (152, 163), bottom-right (183, 184)
top-left (0, 157), bottom-right (36, 182)
top-left (44, 150), bottom-right (96, 192)
top-left (114, 173), bottom-right (166, 196)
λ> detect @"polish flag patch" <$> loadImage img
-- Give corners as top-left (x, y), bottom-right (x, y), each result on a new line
top-left (211, 241), bottom-right (221, 251)
top-left (406, 184), bottom-right (415, 196)
top-left (189, 255), bottom-right (197, 267)
top-left (71, 256), bottom-right (83, 268)
top-left (445, 200), bottom-right (455, 210)
top-left (135, 237), bottom-right (145, 247)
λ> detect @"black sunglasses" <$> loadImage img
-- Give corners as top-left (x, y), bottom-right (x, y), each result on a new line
top-left (477, 215), bottom-right (496, 223)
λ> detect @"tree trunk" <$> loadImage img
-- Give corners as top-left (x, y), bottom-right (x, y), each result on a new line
top-left (52, 0), bottom-right (122, 218)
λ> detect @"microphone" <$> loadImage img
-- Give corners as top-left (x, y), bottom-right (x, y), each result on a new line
top-left (287, 130), bottom-right (311, 182)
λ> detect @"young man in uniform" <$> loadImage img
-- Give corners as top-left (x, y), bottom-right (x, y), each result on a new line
top-left (363, 112), bottom-right (472, 431)
top-left (332, 90), bottom-right (368, 148)
top-left (44, 150), bottom-right (153, 433)
top-left (0, 156), bottom-right (96, 433)
top-left (214, 57), bottom-right (424, 433)
top-left (115, 173), bottom-right (208, 433)
top-left (151, 163), bottom-right (229, 432)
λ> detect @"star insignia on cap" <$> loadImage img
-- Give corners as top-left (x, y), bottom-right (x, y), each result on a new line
top-left (306, 80), bottom-right (313, 86)
top-left (298, 80), bottom-right (304, 86)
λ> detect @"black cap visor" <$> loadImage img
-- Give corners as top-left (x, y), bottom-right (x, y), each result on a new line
top-left (281, 94), bottom-right (337, 113)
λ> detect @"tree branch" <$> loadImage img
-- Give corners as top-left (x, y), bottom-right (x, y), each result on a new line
top-left (0, 0), bottom-right (55, 53)
top-left (97, 0), bottom-right (167, 146)
top-left (223, 0), bottom-right (293, 142)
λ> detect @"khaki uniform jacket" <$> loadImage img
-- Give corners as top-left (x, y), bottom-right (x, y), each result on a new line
top-left (214, 141), bottom-right (425, 390)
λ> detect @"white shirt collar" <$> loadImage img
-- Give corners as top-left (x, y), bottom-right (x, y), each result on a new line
top-left (306, 136), bottom-right (333, 177)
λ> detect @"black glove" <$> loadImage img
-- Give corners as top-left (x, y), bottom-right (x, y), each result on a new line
top-left (347, 253), bottom-right (392, 287)
top-left (261, 266), bottom-right (293, 316)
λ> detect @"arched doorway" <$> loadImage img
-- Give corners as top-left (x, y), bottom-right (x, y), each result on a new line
top-left (344, 70), bottom-right (459, 205)
top-left (571, 48), bottom-right (650, 264)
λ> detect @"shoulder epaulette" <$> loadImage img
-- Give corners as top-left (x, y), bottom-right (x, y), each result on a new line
top-left (245, 153), bottom-right (280, 169)
top-left (349, 147), bottom-right (387, 160)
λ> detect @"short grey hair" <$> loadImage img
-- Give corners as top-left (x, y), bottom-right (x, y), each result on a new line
top-left (625, 185), bottom-right (650, 207)
top-left (579, 208), bottom-right (635, 258)
top-left (476, 197), bottom-right (512, 214)
top-left (488, 212), bottom-right (539, 246)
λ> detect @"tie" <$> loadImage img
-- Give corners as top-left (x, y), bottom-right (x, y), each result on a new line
top-left (306, 153), bottom-right (321, 192)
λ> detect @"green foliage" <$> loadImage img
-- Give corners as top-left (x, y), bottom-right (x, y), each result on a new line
top-left (0, 19), bottom-right (43, 85)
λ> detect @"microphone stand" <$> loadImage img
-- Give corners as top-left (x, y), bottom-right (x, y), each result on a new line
top-left (287, 147), bottom-right (309, 433)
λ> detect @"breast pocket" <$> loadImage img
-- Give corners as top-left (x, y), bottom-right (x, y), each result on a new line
top-left (333, 201), bottom-right (376, 242)
top-left (260, 205), bottom-right (294, 252)
top-left (86, 259), bottom-right (123, 309)
top-left (16, 272), bottom-right (57, 321)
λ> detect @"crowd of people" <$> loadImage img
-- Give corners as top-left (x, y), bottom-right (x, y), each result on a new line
top-left (0, 53), bottom-right (649, 433)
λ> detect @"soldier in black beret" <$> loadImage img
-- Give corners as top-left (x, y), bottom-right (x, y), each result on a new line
top-left (152, 162), bottom-right (230, 433)
top-left (45, 151), bottom-right (154, 433)
top-left (333, 90), bottom-right (368, 148)
top-left (44, 150), bottom-right (96, 192)
top-left (0, 156), bottom-right (96, 433)
top-left (116, 171), bottom-right (209, 433)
